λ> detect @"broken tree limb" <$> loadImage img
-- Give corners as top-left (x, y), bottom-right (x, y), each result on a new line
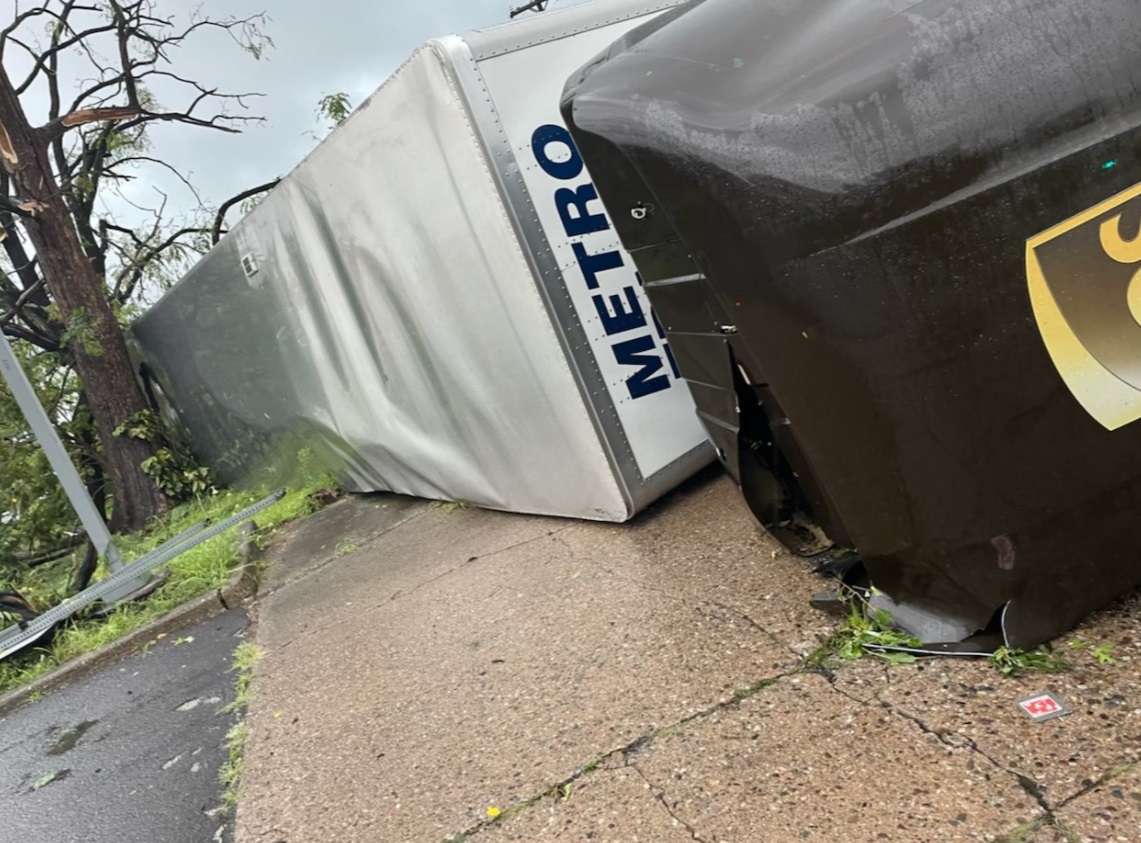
top-left (37, 105), bottom-right (141, 145)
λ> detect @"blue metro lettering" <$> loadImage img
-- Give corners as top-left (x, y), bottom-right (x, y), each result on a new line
top-left (592, 287), bottom-right (646, 336)
top-left (573, 241), bottom-right (624, 290)
top-left (531, 124), bottom-right (584, 181)
top-left (555, 184), bottom-right (610, 237)
top-left (613, 335), bottom-right (671, 399)
top-left (531, 123), bottom-right (673, 401)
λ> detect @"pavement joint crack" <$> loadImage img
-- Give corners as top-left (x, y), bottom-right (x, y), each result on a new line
top-left (1055, 760), bottom-right (1138, 809)
top-left (817, 667), bottom-right (1057, 817)
top-left (391, 526), bottom-right (575, 603)
top-left (706, 598), bottom-right (803, 660)
top-left (629, 762), bottom-right (711, 842)
top-left (994, 814), bottom-right (1084, 843)
top-left (440, 669), bottom-right (798, 842)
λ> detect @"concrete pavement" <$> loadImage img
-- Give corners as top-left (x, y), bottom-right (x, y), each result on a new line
top-left (235, 472), bottom-right (1141, 843)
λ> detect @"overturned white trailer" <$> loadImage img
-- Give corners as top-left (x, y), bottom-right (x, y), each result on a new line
top-left (131, 0), bottom-right (710, 521)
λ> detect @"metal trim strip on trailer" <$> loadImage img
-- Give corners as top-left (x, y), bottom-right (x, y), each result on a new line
top-left (433, 36), bottom-right (638, 516)
top-left (464, 0), bottom-right (686, 60)
top-left (435, 17), bottom-right (711, 516)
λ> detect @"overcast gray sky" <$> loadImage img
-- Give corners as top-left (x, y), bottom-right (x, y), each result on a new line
top-left (143, 0), bottom-right (535, 210)
top-left (7, 0), bottom-right (580, 229)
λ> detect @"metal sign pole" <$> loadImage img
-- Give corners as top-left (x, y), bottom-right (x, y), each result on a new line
top-left (0, 327), bottom-right (129, 574)
top-left (0, 324), bottom-right (287, 661)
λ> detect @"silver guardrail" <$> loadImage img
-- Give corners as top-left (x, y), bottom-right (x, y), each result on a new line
top-left (0, 489), bottom-right (286, 662)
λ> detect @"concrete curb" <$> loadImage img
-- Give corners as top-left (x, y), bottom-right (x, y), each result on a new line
top-left (0, 523), bottom-right (263, 719)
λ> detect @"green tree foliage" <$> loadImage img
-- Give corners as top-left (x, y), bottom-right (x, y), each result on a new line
top-left (0, 1), bottom-right (277, 594)
top-left (317, 92), bottom-right (353, 128)
top-left (0, 344), bottom-right (85, 577)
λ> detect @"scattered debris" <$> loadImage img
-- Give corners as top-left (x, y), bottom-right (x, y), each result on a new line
top-left (1017, 692), bottom-right (1071, 723)
top-left (176, 696), bottom-right (222, 712)
top-left (31, 769), bottom-right (70, 791)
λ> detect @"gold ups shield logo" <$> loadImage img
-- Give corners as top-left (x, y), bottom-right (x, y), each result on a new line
top-left (1027, 182), bottom-right (1141, 430)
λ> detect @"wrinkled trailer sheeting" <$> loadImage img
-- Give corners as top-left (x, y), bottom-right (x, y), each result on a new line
top-left (132, 0), bottom-right (710, 522)
top-left (562, 0), bottom-right (1141, 646)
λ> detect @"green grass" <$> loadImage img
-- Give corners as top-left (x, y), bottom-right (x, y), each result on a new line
top-left (218, 641), bottom-right (263, 810)
top-left (225, 641), bottom-right (263, 714)
top-left (0, 474), bottom-right (334, 698)
top-left (218, 720), bottom-right (250, 809)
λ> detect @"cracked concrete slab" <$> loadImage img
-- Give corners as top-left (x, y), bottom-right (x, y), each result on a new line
top-left (476, 767), bottom-right (697, 842)
top-left (236, 475), bottom-right (806, 843)
top-left (626, 672), bottom-right (1042, 843)
top-left (1055, 764), bottom-right (1141, 842)
top-left (257, 492), bottom-right (428, 594)
top-left (992, 816), bottom-right (1073, 842)
top-left (234, 471), bottom-right (1141, 843)
top-left (832, 593), bottom-right (1141, 811)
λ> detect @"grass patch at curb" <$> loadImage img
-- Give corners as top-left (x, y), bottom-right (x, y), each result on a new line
top-left (0, 475), bottom-right (334, 697)
top-left (219, 641), bottom-right (263, 811)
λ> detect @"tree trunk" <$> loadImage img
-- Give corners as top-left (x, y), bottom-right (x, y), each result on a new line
top-left (70, 540), bottom-right (101, 594)
top-left (0, 65), bottom-right (168, 532)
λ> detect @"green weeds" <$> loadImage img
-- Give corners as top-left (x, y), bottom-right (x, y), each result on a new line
top-left (988, 646), bottom-right (1071, 677)
top-left (806, 590), bottom-right (1077, 678)
top-left (219, 642), bottom-right (263, 810)
top-left (804, 590), bottom-right (922, 669)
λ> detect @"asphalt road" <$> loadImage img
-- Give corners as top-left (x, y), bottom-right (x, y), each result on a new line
top-left (0, 608), bottom-right (249, 843)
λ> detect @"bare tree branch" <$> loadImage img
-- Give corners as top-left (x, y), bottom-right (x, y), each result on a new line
top-left (212, 179), bottom-right (279, 244)
top-left (1, 320), bottom-right (60, 352)
top-left (0, 277), bottom-right (46, 326)
top-left (14, 3), bottom-right (117, 96)
top-left (107, 154), bottom-right (206, 206)
top-left (1, 3), bottom-right (99, 61)
top-left (104, 216), bottom-right (210, 302)
top-left (0, 194), bottom-right (49, 216)
top-left (46, 3), bottom-right (71, 188)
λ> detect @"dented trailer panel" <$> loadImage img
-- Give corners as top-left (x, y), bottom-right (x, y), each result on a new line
top-left (131, 0), bottom-right (709, 522)
top-left (562, 0), bottom-right (1141, 646)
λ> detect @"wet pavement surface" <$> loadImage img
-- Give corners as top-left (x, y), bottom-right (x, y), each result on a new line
top-left (0, 608), bottom-right (248, 843)
top-left (234, 474), bottom-right (1141, 843)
